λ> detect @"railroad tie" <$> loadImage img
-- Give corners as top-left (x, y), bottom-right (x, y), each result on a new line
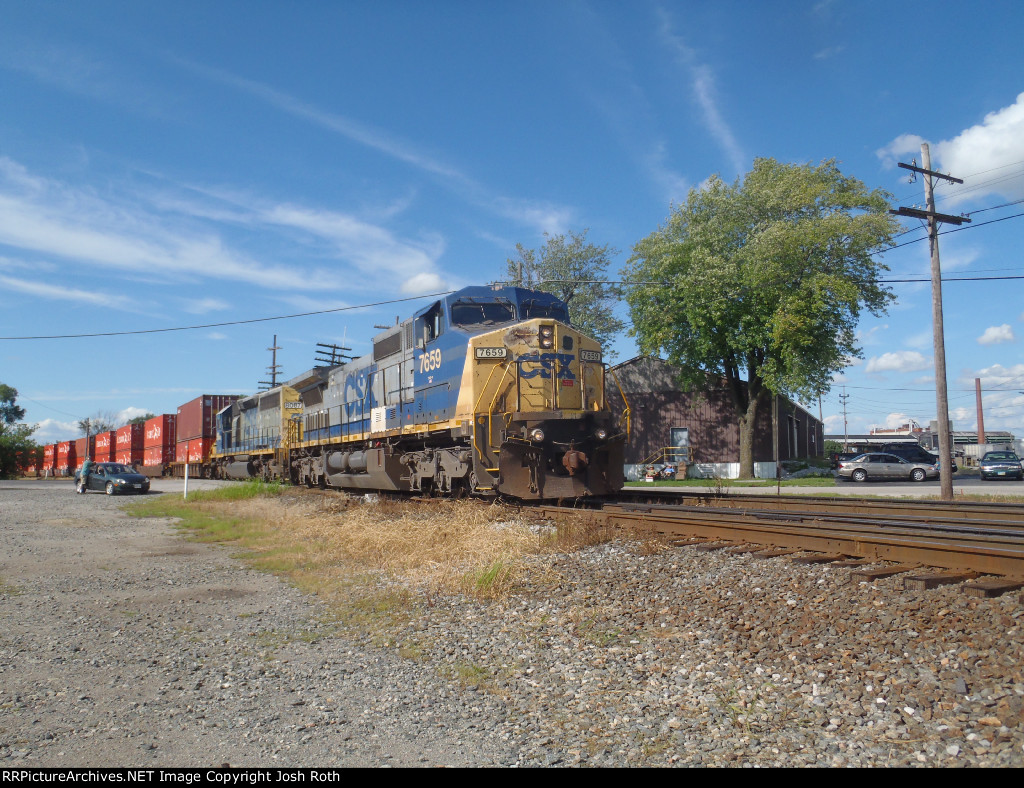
top-left (849, 565), bottom-right (917, 582)
top-left (961, 577), bottom-right (1024, 598)
top-left (790, 553), bottom-right (849, 565)
top-left (903, 571), bottom-right (980, 591)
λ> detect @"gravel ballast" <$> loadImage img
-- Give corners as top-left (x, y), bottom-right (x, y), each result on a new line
top-left (1, 479), bottom-right (1022, 767)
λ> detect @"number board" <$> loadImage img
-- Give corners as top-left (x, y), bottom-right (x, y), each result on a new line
top-left (580, 350), bottom-right (602, 362)
top-left (475, 347), bottom-right (508, 359)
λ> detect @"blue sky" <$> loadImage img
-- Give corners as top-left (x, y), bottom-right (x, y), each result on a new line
top-left (2, 1), bottom-right (1023, 446)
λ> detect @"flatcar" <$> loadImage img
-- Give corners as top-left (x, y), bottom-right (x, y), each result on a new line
top-left (210, 285), bottom-right (627, 499)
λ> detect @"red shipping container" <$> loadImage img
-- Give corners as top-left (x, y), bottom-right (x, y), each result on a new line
top-left (43, 444), bottom-right (56, 470)
top-left (94, 431), bottom-right (116, 462)
top-left (175, 440), bottom-right (189, 464)
top-left (144, 415), bottom-right (177, 449)
top-left (116, 450), bottom-right (144, 466)
top-left (116, 423), bottom-right (144, 451)
top-left (176, 394), bottom-right (239, 441)
top-left (143, 445), bottom-right (172, 466)
top-left (75, 436), bottom-right (96, 461)
top-left (187, 437), bottom-right (213, 463)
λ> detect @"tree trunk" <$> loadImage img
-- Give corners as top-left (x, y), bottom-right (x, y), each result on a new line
top-left (737, 395), bottom-right (760, 479)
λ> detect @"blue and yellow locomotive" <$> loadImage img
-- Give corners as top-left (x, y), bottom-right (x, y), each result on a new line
top-left (212, 285), bottom-right (626, 499)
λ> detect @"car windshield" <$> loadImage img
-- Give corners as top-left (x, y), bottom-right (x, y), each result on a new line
top-left (102, 464), bottom-right (129, 474)
top-left (984, 452), bottom-right (1017, 461)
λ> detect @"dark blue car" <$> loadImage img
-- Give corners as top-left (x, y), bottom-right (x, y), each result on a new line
top-left (74, 462), bottom-right (151, 495)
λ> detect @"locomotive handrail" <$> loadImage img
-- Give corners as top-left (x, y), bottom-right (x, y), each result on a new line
top-left (471, 360), bottom-right (510, 462)
top-left (607, 364), bottom-right (631, 442)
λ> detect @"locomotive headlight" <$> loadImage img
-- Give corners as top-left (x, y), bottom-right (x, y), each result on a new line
top-left (594, 428), bottom-right (608, 440)
top-left (529, 428), bottom-right (545, 442)
top-left (539, 325), bottom-right (554, 349)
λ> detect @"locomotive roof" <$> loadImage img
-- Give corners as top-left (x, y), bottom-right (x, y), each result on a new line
top-left (415, 285), bottom-right (568, 318)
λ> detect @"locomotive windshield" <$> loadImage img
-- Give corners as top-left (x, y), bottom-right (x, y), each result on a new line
top-left (450, 298), bottom-right (516, 328)
top-left (520, 299), bottom-right (569, 322)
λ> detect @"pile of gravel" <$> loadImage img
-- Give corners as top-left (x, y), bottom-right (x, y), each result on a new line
top-left (1, 480), bottom-right (1021, 767)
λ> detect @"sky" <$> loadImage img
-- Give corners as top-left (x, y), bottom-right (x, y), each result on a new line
top-left (1, 0), bottom-right (1023, 447)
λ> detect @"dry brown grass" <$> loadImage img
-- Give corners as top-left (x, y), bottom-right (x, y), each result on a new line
top-left (180, 489), bottom-right (623, 603)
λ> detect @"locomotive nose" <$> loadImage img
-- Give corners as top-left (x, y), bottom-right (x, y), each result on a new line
top-left (561, 447), bottom-right (589, 476)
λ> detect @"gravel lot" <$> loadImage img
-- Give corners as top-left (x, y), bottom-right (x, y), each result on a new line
top-left (1, 479), bottom-right (1023, 767)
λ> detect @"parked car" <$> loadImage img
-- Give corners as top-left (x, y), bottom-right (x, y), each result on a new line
top-left (978, 451), bottom-right (1023, 481)
top-left (879, 443), bottom-right (958, 473)
top-left (837, 452), bottom-right (939, 483)
top-left (73, 462), bottom-right (151, 495)
top-left (829, 452), bottom-right (861, 470)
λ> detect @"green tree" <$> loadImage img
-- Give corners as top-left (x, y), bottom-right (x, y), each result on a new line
top-left (0, 383), bottom-right (26, 424)
top-left (624, 158), bottom-right (899, 478)
top-left (129, 413), bottom-right (155, 426)
top-left (0, 384), bottom-right (37, 478)
top-left (506, 230), bottom-right (624, 352)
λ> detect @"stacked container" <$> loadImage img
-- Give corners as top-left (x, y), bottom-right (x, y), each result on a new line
top-left (57, 441), bottom-right (75, 476)
top-left (116, 423), bottom-right (145, 466)
top-left (176, 395), bottom-right (239, 466)
top-left (74, 437), bottom-right (95, 470)
top-left (42, 444), bottom-right (57, 474)
top-left (143, 414), bottom-right (177, 468)
top-left (94, 431), bottom-right (116, 463)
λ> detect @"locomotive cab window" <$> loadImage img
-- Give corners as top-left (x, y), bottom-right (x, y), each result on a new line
top-left (450, 298), bottom-right (516, 328)
top-left (416, 301), bottom-right (445, 346)
top-left (521, 299), bottom-right (569, 323)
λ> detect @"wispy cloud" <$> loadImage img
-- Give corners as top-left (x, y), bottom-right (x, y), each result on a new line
top-left (0, 272), bottom-right (140, 312)
top-left (169, 56), bottom-right (576, 238)
top-left (656, 9), bottom-right (746, 176)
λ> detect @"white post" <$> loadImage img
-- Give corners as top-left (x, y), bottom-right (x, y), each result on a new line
top-left (183, 461), bottom-right (189, 500)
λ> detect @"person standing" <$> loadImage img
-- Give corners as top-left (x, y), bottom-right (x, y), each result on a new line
top-left (78, 456), bottom-right (94, 494)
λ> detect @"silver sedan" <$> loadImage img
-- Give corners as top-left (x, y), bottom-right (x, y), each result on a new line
top-left (837, 452), bottom-right (939, 483)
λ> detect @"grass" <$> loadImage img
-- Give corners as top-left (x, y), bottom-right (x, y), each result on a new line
top-left (128, 483), bottom-right (622, 646)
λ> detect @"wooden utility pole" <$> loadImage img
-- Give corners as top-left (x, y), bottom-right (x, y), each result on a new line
top-left (976, 378), bottom-right (986, 446)
top-left (890, 143), bottom-right (970, 500)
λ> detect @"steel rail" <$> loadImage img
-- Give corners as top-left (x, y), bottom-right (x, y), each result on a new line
top-left (615, 489), bottom-right (1024, 524)
top-left (535, 501), bottom-right (1024, 578)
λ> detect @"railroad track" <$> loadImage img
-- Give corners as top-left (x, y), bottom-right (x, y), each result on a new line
top-left (533, 493), bottom-right (1024, 597)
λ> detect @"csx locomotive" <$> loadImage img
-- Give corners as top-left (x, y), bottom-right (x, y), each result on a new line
top-left (210, 285), bottom-right (627, 499)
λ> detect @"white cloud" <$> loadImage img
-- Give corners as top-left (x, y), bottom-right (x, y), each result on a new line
top-left (0, 272), bottom-right (140, 312)
top-left (865, 350), bottom-right (931, 374)
top-left (114, 407), bottom-right (151, 424)
top-left (978, 324), bottom-right (1015, 345)
top-left (181, 298), bottom-right (230, 315)
top-left (30, 418), bottom-right (80, 444)
top-left (878, 93), bottom-right (1024, 203)
top-left (656, 10), bottom-right (745, 176)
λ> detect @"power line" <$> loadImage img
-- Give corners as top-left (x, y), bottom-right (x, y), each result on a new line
top-left (0, 291), bottom-right (455, 341)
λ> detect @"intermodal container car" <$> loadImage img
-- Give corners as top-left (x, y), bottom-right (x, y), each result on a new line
top-left (176, 395), bottom-right (239, 441)
top-left (144, 415), bottom-right (176, 449)
top-left (95, 431), bottom-right (116, 462)
top-left (116, 423), bottom-right (144, 452)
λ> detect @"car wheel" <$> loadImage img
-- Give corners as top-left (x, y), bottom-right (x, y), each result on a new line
top-left (852, 469), bottom-right (867, 483)
top-left (911, 468), bottom-right (926, 482)
top-left (105, 481), bottom-right (115, 496)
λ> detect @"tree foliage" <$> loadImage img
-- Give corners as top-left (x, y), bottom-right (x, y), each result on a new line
top-left (0, 383), bottom-right (26, 425)
top-left (0, 384), bottom-right (37, 478)
top-left (506, 230), bottom-right (624, 352)
top-left (129, 413), bottom-right (155, 426)
top-left (624, 158), bottom-right (899, 477)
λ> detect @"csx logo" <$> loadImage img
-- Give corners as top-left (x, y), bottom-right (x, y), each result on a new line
top-left (519, 352), bottom-right (576, 380)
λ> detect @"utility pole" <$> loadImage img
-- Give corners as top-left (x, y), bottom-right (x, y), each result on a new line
top-left (975, 378), bottom-right (986, 447)
top-left (259, 335), bottom-right (282, 390)
top-left (839, 386), bottom-right (850, 450)
top-left (891, 142), bottom-right (970, 501)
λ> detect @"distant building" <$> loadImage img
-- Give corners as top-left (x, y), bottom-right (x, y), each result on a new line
top-left (608, 357), bottom-right (823, 480)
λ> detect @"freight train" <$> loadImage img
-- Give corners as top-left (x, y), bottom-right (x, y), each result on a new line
top-left (38, 285), bottom-right (629, 500)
